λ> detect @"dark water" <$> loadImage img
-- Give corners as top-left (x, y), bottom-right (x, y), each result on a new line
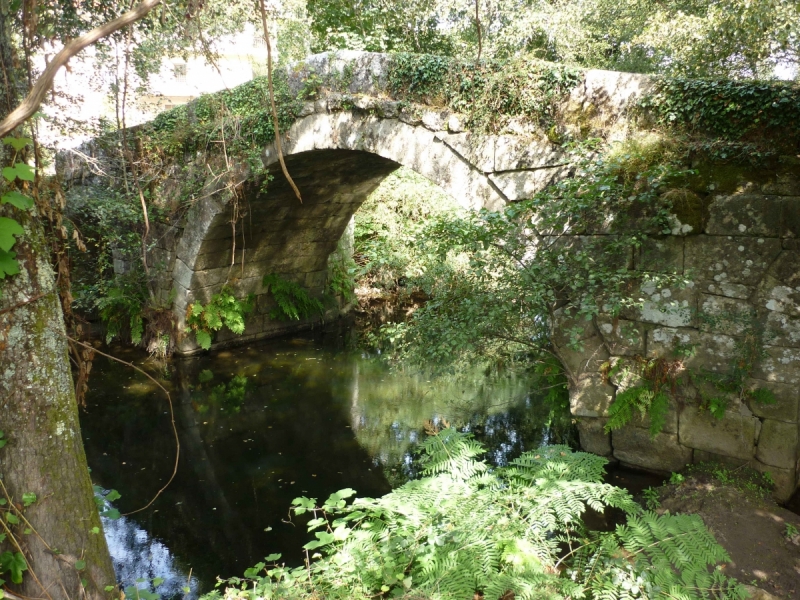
top-left (80, 326), bottom-right (575, 598)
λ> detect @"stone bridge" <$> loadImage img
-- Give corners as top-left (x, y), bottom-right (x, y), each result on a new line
top-left (64, 52), bottom-right (800, 501)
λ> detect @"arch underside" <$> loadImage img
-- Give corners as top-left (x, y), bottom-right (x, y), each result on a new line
top-left (172, 111), bottom-right (516, 353)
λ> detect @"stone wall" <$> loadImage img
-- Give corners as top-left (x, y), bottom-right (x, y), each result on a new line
top-left (565, 164), bottom-right (800, 500)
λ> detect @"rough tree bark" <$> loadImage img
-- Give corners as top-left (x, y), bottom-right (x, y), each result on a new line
top-left (0, 5), bottom-right (117, 598)
top-left (0, 208), bottom-right (117, 599)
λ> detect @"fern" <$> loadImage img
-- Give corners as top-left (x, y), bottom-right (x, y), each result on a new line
top-left (206, 432), bottom-right (745, 600)
top-left (606, 386), bottom-right (670, 436)
top-left (185, 285), bottom-right (254, 350)
top-left (262, 273), bottom-right (324, 321)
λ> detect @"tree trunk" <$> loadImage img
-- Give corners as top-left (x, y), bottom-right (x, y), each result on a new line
top-left (0, 204), bottom-right (118, 599)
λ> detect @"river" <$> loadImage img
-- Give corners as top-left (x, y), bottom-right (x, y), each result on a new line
top-left (80, 324), bottom-right (577, 598)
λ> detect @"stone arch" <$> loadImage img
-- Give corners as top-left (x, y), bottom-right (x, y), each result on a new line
top-left (171, 110), bottom-right (522, 354)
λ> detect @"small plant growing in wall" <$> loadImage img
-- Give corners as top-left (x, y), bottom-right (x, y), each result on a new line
top-left (185, 285), bottom-right (254, 350)
top-left (262, 273), bottom-right (324, 321)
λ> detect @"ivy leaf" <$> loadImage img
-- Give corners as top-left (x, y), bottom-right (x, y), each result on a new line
top-left (105, 489), bottom-right (122, 502)
top-left (22, 492), bottom-right (36, 507)
top-left (6, 513), bottom-right (20, 525)
top-left (0, 551), bottom-right (27, 584)
top-left (2, 137), bottom-right (32, 151)
top-left (13, 163), bottom-right (34, 182)
top-left (152, 577), bottom-right (164, 588)
top-left (0, 217), bottom-right (24, 252)
top-left (74, 559), bottom-right (86, 571)
top-left (1, 191), bottom-right (33, 210)
top-left (0, 249), bottom-right (19, 279)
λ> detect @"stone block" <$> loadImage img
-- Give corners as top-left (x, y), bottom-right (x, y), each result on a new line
top-left (761, 172), bottom-right (800, 196)
top-left (759, 279), bottom-right (800, 318)
top-left (685, 235), bottom-right (782, 287)
top-left (749, 459), bottom-right (797, 502)
top-left (699, 294), bottom-right (754, 335)
top-left (623, 281), bottom-right (696, 327)
top-left (752, 345), bottom-right (800, 385)
top-left (781, 197), bottom-right (800, 237)
top-left (635, 237), bottom-right (684, 274)
top-left (701, 281), bottom-right (751, 300)
top-left (421, 109), bottom-right (449, 131)
top-left (569, 374), bottom-right (614, 418)
top-left (764, 310), bottom-right (800, 347)
top-left (596, 317), bottom-right (645, 356)
top-left (745, 379), bottom-right (799, 423)
top-left (493, 135), bottom-right (568, 171)
top-left (612, 427), bottom-right (692, 472)
top-left (434, 132), bottom-right (494, 172)
top-left (649, 328), bottom-right (737, 374)
top-left (692, 449), bottom-right (750, 468)
top-left (576, 418), bottom-right (612, 457)
top-left (755, 419), bottom-right (798, 469)
top-left (678, 405), bottom-right (757, 460)
top-left (706, 194), bottom-right (782, 237)
top-left (488, 167), bottom-right (568, 201)
top-left (554, 330), bottom-right (609, 378)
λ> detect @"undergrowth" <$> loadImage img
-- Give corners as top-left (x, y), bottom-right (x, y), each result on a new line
top-left (203, 430), bottom-right (745, 600)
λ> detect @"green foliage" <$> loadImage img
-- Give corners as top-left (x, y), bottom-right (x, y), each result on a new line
top-left (93, 486), bottom-right (122, 521)
top-left (784, 523), bottom-right (798, 541)
top-left (262, 274), bottom-right (323, 321)
top-left (0, 551), bottom-right (27, 584)
top-left (185, 286), bottom-right (255, 350)
top-left (641, 77), bottom-right (800, 152)
top-left (373, 146), bottom-right (685, 372)
top-left (354, 167), bottom-right (462, 291)
top-left (387, 53), bottom-right (581, 134)
top-left (607, 387), bottom-right (670, 436)
top-left (205, 432), bottom-right (743, 600)
top-left (95, 270), bottom-right (149, 345)
top-left (642, 487), bottom-right (660, 510)
top-left (0, 137), bottom-right (35, 284)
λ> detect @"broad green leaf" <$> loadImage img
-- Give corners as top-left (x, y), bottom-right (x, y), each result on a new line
top-left (105, 489), bottom-right (122, 502)
top-left (6, 513), bottom-right (19, 525)
top-left (0, 217), bottom-right (24, 252)
top-left (2, 137), bottom-right (32, 151)
top-left (13, 163), bottom-right (34, 182)
top-left (22, 492), bottom-right (36, 507)
top-left (74, 559), bottom-right (86, 571)
top-left (1, 191), bottom-right (33, 210)
top-left (153, 577), bottom-right (164, 588)
top-left (0, 551), bottom-right (27, 584)
top-left (0, 249), bottom-right (21, 279)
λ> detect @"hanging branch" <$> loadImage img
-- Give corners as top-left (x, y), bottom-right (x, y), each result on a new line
top-left (475, 0), bottom-right (483, 61)
top-left (0, 0), bottom-right (162, 136)
top-left (258, 0), bottom-right (302, 203)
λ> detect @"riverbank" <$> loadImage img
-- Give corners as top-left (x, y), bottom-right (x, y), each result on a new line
top-left (652, 466), bottom-right (800, 599)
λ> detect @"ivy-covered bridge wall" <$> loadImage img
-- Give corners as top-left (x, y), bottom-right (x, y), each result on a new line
top-left (61, 51), bottom-right (800, 500)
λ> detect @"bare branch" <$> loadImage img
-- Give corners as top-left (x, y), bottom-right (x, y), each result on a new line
top-left (0, 0), bottom-right (162, 137)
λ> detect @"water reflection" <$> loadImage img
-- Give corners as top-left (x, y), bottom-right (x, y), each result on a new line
top-left (80, 327), bottom-right (574, 598)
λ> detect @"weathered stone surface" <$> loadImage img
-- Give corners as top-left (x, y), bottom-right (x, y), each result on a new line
top-left (692, 449), bottom-right (750, 468)
top-left (685, 235), bottom-right (782, 287)
top-left (576, 418), bottom-right (612, 456)
top-left (755, 419), bottom-right (798, 469)
top-left (595, 317), bottom-right (645, 356)
top-left (570, 375), bottom-right (614, 418)
top-left (706, 195), bottom-right (783, 237)
top-left (649, 328), bottom-right (737, 374)
top-left (752, 345), bottom-right (800, 385)
top-left (699, 294), bottom-right (754, 335)
top-left (488, 167), bottom-right (569, 201)
top-left (745, 379), bottom-right (800, 423)
top-left (434, 132), bottom-right (494, 172)
top-left (764, 310), bottom-right (800, 347)
top-left (702, 281), bottom-right (751, 300)
top-left (749, 459), bottom-right (797, 502)
top-left (679, 405), bottom-right (757, 460)
top-left (635, 237), bottom-right (684, 274)
top-left (612, 427), bottom-right (692, 472)
top-left (624, 281), bottom-right (696, 327)
top-left (759, 279), bottom-right (800, 317)
top-left (493, 135), bottom-right (567, 171)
